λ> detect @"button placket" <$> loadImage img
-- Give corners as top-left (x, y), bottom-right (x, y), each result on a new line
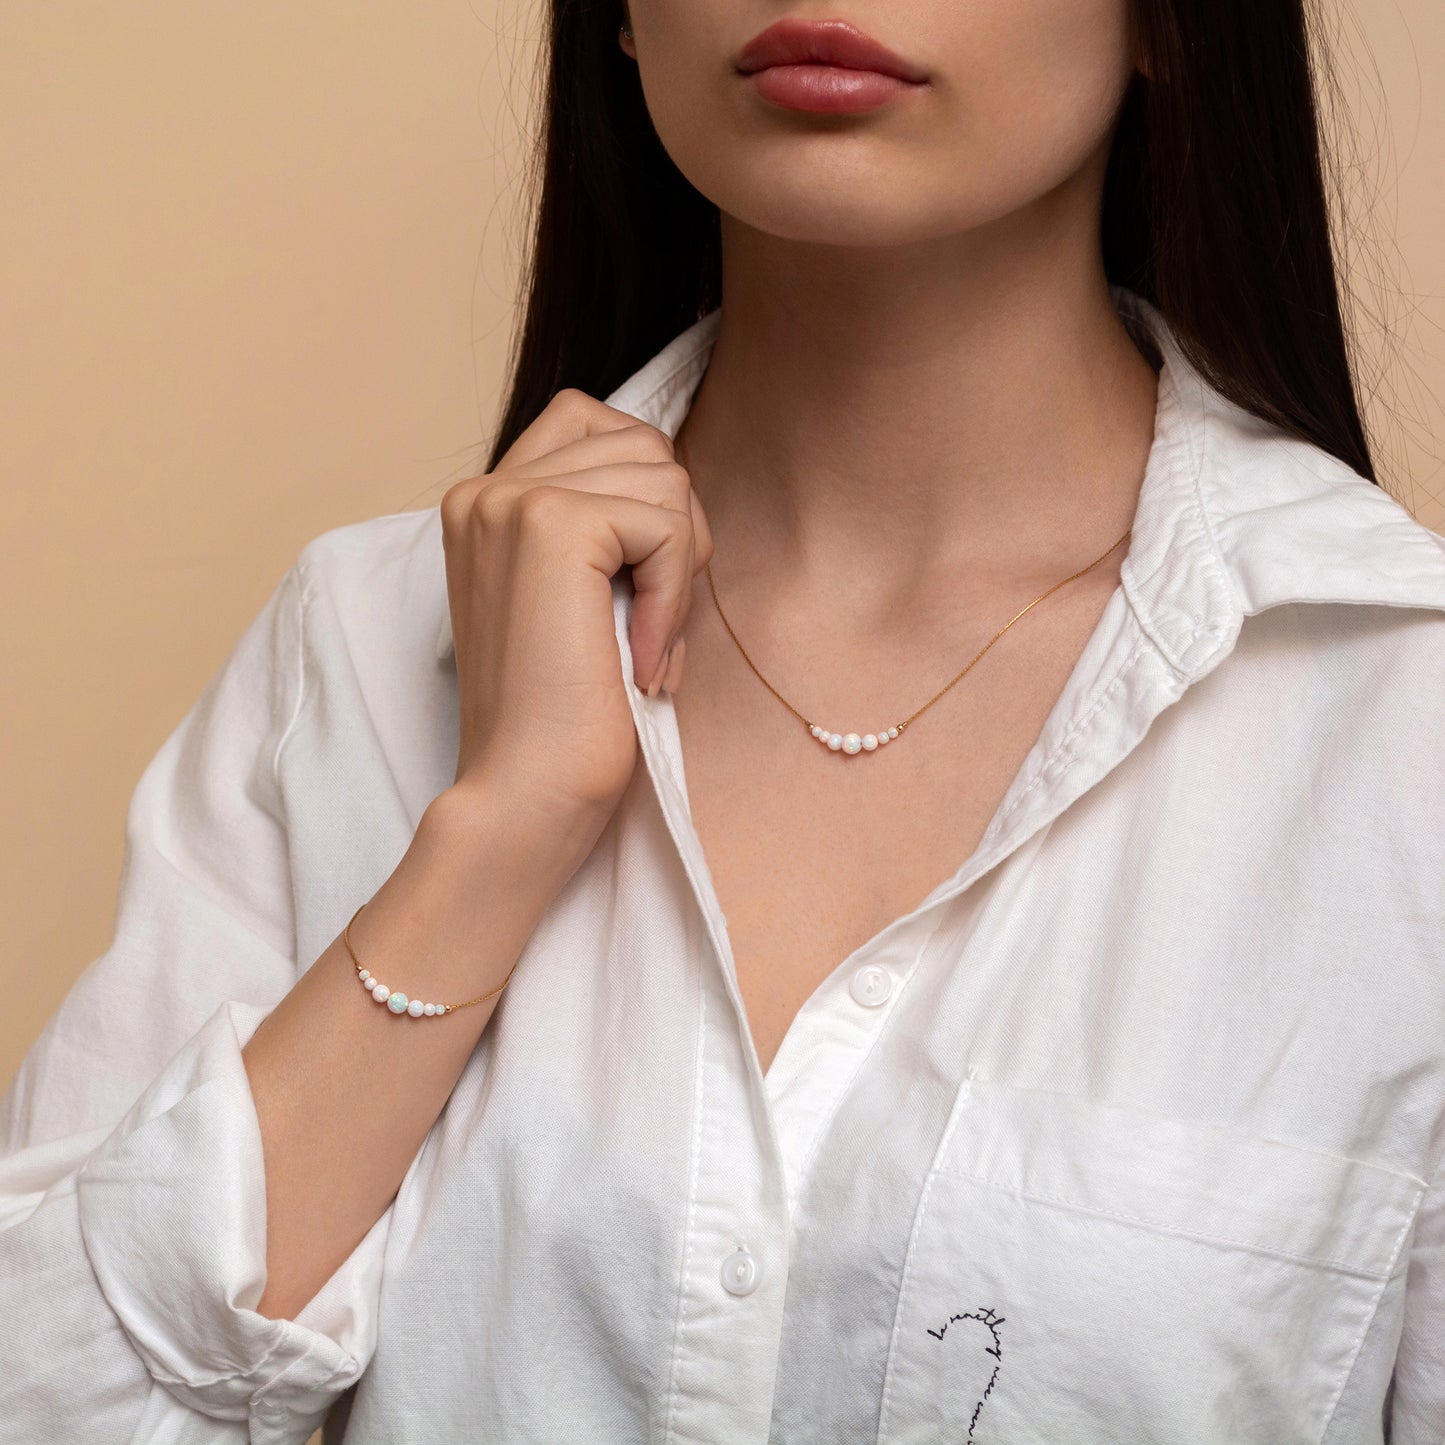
top-left (767, 908), bottom-right (957, 1217)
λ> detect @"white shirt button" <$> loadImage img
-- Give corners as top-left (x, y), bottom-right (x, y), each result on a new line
top-left (720, 1246), bottom-right (760, 1296)
top-left (849, 964), bottom-right (892, 1007)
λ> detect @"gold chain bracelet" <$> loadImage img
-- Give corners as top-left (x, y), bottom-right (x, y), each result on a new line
top-left (343, 902), bottom-right (517, 1019)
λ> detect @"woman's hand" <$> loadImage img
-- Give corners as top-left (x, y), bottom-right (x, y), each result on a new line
top-left (246, 386), bottom-right (716, 1324)
top-left (437, 387), bottom-right (713, 877)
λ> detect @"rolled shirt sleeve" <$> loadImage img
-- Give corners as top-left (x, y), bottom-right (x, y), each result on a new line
top-left (0, 561), bottom-right (389, 1444)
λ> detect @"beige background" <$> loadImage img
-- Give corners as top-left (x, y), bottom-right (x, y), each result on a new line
top-left (3, 0), bottom-right (1443, 1111)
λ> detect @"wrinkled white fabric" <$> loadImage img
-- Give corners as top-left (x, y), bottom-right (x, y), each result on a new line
top-left (2, 286), bottom-right (1443, 1444)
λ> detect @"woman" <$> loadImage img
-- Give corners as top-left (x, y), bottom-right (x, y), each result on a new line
top-left (2, 0), bottom-right (1442, 1440)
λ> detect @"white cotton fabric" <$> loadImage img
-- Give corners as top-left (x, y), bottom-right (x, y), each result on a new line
top-left (2, 286), bottom-right (1444, 1444)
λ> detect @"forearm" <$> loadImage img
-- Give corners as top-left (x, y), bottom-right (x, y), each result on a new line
top-left (243, 784), bottom-right (569, 1322)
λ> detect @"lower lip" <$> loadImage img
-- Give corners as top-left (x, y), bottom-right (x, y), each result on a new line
top-left (742, 64), bottom-right (924, 114)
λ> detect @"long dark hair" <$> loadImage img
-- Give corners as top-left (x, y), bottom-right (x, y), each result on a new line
top-left (484, 0), bottom-right (1379, 486)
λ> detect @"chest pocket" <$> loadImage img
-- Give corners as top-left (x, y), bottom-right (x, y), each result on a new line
top-left (877, 1074), bottom-right (1424, 1445)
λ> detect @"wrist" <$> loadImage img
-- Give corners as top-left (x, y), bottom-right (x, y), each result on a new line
top-left (354, 783), bottom-right (575, 1003)
top-left (419, 771), bottom-right (597, 905)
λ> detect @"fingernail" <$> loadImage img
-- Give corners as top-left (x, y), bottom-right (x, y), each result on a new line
top-left (646, 638), bottom-right (674, 698)
top-left (662, 633), bottom-right (685, 692)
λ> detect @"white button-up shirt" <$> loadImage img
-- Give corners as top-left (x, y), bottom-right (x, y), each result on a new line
top-left (3, 287), bottom-right (1444, 1445)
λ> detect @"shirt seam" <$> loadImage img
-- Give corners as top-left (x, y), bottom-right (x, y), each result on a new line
top-left (662, 960), bottom-right (708, 1444)
top-left (270, 560), bottom-right (313, 792)
top-left (652, 314), bottom-right (719, 395)
top-left (1119, 337), bottom-right (1241, 682)
top-left (1314, 1179), bottom-right (1430, 1440)
top-left (1184, 387), bottom-right (1250, 638)
top-left (986, 630), bottom-right (1151, 836)
top-left (940, 1080), bottom-right (1432, 1187)
top-left (931, 1164), bottom-right (1411, 1281)
top-left (877, 1068), bottom-right (979, 1442)
top-left (619, 313), bottom-right (718, 427)
top-left (251, 1329), bottom-right (361, 1411)
top-left (143, 1327), bottom-right (292, 1393)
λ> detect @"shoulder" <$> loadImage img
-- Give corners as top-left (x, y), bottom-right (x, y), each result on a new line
top-left (290, 504), bottom-right (451, 666)
top-left (1180, 397), bottom-right (1445, 758)
top-left (1199, 398), bottom-right (1445, 621)
top-left (294, 503), bottom-right (443, 601)
top-left (269, 505), bottom-right (457, 820)
top-left (1181, 397), bottom-right (1445, 735)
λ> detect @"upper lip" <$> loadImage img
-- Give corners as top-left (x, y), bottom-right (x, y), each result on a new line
top-left (734, 18), bottom-right (929, 83)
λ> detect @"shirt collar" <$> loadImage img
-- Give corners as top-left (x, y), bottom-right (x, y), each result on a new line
top-left (438, 285), bottom-right (1445, 668)
top-left (600, 286), bottom-right (1445, 678)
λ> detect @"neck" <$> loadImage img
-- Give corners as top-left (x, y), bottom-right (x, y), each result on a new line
top-left (672, 197), bottom-right (1159, 625)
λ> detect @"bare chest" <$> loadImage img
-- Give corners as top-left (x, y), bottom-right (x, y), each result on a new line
top-left (668, 575), bottom-right (1121, 1079)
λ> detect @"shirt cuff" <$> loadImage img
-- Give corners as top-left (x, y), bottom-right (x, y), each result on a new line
top-left (74, 999), bottom-right (387, 1434)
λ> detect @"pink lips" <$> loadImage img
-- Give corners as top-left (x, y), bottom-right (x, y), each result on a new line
top-left (734, 18), bottom-right (929, 114)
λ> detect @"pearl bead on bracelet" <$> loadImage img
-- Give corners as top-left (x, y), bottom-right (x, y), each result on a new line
top-left (343, 901), bottom-right (517, 1017)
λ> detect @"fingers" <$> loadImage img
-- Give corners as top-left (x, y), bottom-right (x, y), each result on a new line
top-left (659, 632), bottom-right (686, 695)
top-left (492, 389), bottom-right (660, 474)
top-left (502, 420), bottom-right (677, 480)
top-left (529, 488), bottom-right (697, 693)
top-left (443, 387), bottom-right (713, 697)
top-left (509, 449), bottom-right (714, 583)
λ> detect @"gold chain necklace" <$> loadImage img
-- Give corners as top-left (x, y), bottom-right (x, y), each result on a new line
top-left (702, 524), bottom-right (1132, 757)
